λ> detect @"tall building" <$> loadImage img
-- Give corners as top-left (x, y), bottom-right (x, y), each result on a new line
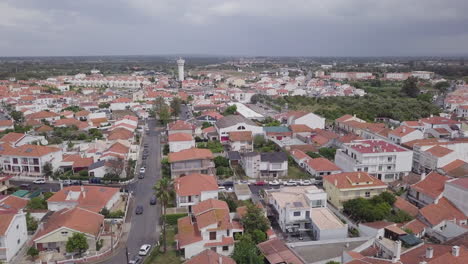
top-left (177, 58), bottom-right (185, 81)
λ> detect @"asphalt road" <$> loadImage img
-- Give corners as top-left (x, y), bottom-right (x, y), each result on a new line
top-left (102, 118), bottom-right (162, 264)
top-left (9, 180), bottom-right (61, 192)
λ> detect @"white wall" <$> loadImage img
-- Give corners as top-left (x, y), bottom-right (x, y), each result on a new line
top-left (444, 181), bottom-right (468, 215)
top-left (294, 113), bottom-right (325, 129)
top-left (169, 140), bottom-right (195, 153)
top-left (2, 213), bottom-right (28, 262)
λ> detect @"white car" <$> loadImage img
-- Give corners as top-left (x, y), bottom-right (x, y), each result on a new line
top-left (284, 180), bottom-right (298, 186)
top-left (33, 178), bottom-right (46, 184)
top-left (139, 167), bottom-right (146, 174)
top-left (269, 180), bottom-right (280, 186)
top-left (300, 180), bottom-right (312, 186)
top-left (138, 244), bottom-right (151, 256)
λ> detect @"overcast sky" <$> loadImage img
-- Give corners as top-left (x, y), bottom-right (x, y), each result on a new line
top-left (1, 0), bottom-right (468, 57)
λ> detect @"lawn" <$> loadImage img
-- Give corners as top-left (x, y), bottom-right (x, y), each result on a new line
top-left (145, 227), bottom-right (181, 264)
top-left (284, 165), bottom-right (309, 179)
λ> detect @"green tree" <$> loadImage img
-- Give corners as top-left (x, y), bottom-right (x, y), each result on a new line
top-left (159, 106), bottom-right (171, 125)
top-left (232, 234), bottom-right (264, 264)
top-left (306, 151), bottom-right (321, 158)
top-left (27, 247), bottom-right (39, 259)
top-left (170, 97), bottom-right (182, 118)
top-left (66, 233), bottom-right (89, 256)
top-left (401, 77), bottom-right (420, 98)
top-left (42, 162), bottom-right (53, 178)
top-left (201, 122), bottom-right (212, 129)
top-left (223, 105), bottom-right (237, 116)
top-left (153, 177), bottom-right (175, 252)
top-left (26, 213), bottom-right (38, 231)
top-left (318, 148), bottom-right (337, 160)
top-left (10, 111), bottom-right (24, 123)
top-left (241, 204), bottom-right (270, 234)
top-left (251, 229), bottom-right (267, 244)
top-left (253, 135), bottom-right (265, 149)
top-left (326, 261), bottom-right (340, 264)
top-left (214, 156), bottom-right (230, 167)
top-left (434, 81), bottom-right (450, 93)
top-left (98, 102), bottom-right (110, 109)
top-left (27, 197), bottom-right (47, 210)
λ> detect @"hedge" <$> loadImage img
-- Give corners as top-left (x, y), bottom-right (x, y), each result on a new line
top-left (164, 213), bottom-right (188, 225)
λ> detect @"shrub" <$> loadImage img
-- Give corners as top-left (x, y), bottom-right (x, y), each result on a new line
top-left (27, 247), bottom-right (39, 258)
top-left (78, 170), bottom-right (89, 177)
top-left (108, 210), bottom-right (125, 218)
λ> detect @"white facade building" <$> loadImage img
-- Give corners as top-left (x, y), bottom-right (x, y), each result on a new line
top-left (335, 139), bottom-right (413, 182)
top-left (177, 58), bottom-right (185, 81)
top-left (0, 212), bottom-right (28, 263)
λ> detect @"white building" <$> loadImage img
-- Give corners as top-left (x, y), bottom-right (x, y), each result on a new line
top-left (241, 152), bottom-right (288, 178)
top-left (276, 111), bottom-right (325, 129)
top-left (215, 115), bottom-right (263, 143)
top-left (443, 178), bottom-right (468, 215)
top-left (334, 139), bottom-right (413, 182)
top-left (168, 133), bottom-right (196, 153)
top-left (412, 141), bottom-right (468, 173)
top-left (228, 102), bottom-right (264, 120)
top-left (174, 173), bottom-right (219, 212)
top-left (0, 211), bottom-right (27, 263)
top-left (388, 125), bottom-right (424, 144)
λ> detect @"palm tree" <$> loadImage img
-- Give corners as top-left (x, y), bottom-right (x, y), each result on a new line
top-left (153, 177), bottom-right (174, 252)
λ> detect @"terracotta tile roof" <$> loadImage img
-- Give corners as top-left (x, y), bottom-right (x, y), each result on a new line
top-left (290, 124), bottom-right (313, 133)
top-left (36, 125), bottom-right (53, 132)
top-left (200, 111), bottom-right (224, 120)
top-left (168, 120), bottom-right (194, 131)
top-left (425, 145), bottom-right (453, 157)
top-left (290, 149), bottom-right (310, 161)
top-left (0, 195), bottom-right (28, 211)
top-left (338, 134), bottom-right (363, 144)
top-left (306, 157), bottom-right (341, 172)
top-left (174, 173), bottom-right (218, 196)
top-left (168, 148), bottom-right (213, 163)
top-left (400, 244), bottom-right (465, 264)
top-left (360, 221), bottom-right (394, 229)
top-left (449, 178), bottom-right (468, 189)
top-left (229, 131), bottom-right (252, 141)
top-left (336, 114), bottom-right (354, 122)
top-left (24, 119), bottom-right (42, 127)
top-left (112, 97), bottom-right (132, 103)
top-left (26, 110), bottom-right (60, 120)
top-left (257, 238), bottom-right (305, 264)
top-left (0, 212), bottom-right (16, 236)
top-left (420, 116), bottom-right (459, 125)
top-left (402, 138), bottom-right (439, 149)
top-left (47, 186), bottom-right (119, 213)
top-left (394, 196), bottom-right (419, 217)
top-left (411, 172), bottom-right (450, 199)
top-left (72, 157), bottom-right (94, 168)
top-left (402, 219), bottom-right (427, 234)
top-left (74, 110), bottom-right (91, 117)
top-left (168, 132), bottom-right (194, 142)
top-left (1, 144), bottom-right (61, 157)
top-left (0, 132), bottom-right (25, 144)
top-left (34, 207), bottom-right (104, 241)
top-left (323, 172), bottom-right (387, 190)
top-left (184, 249), bottom-right (236, 264)
top-left (389, 126), bottom-right (417, 137)
top-left (176, 216), bottom-right (202, 247)
top-left (442, 159), bottom-right (467, 174)
top-left (108, 128), bottom-right (133, 140)
top-left (202, 126), bottom-right (216, 133)
top-left (419, 197), bottom-right (466, 226)
top-left (107, 142), bottom-right (129, 154)
top-left (0, 120), bottom-right (13, 127)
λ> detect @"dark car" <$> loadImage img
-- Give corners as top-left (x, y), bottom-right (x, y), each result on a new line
top-left (138, 173), bottom-right (144, 179)
top-left (128, 256), bottom-right (142, 264)
top-left (135, 205), bottom-right (144, 215)
top-left (150, 196), bottom-right (156, 205)
top-left (19, 184), bottom-right (30, 190)
top-left (222, 181), bottom-right (234, 187)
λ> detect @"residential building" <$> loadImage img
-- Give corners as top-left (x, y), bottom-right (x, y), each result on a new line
top-left (304, 157), bottom-right (342, 178)
top-left (0, 120), bottom-right (13, 132)
top-left (412, 140), bottom-right (468, 173)
top-left (264, 126), bottom-right (292, 141)
top-left (47, 186), bottom-right (120, 213)
top-left (334, 139), bottom-right (413, 182)
top-left (388, 126), bottom-right (424, 144)
top-left (323, 172), bottom-right (387, 209)
top-left (407, 172), bottom-right (450, 207)
top-left (257, 238), bottom-right (305, 264)
top-left (176, 199), bottom-right (243, 259)
top-left (174, 173), bottom-right (219, 212)
top-left (0, 175), bottom-right (12, 195)
top-left (0, 144), bottom-right (62, 177)
top-left (335, 114), bottom-right (366, 132)
top-left (420, 116), bottom-right (462, 139)
top-left (168, 120), bottom-right (195, 135)
top-left (215, 115), bottom-right (263, 143)
top-left (240, 152), bottom-right (288, 178)
top-left (33, 207), bottom-right (104, 253)
top-left (184, 249), bottom-right (236, 264)
top-left (228, 131), bottom-right (253, 152)
top-left (443, 178), bottom-right (468, 215)
top-left (276, 111), bottom-right (325, 129)
top-left (196, 111), bottom-right (224, 125)
top-left (168, 148), bottom-right (215, 178)
top-left (169, 133), bottom-right (196, 153)
top-left (0, 211), bottom-right (27, 263)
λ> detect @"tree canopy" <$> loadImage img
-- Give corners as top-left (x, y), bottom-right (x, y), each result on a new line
top-left (401, 77), bottom-right (420, 98)
top-left (231, 234), bottom-right (264, 264)
top-left (66, 233), bottom-right (89, 255)
top-left (223, 105), bottom-right (237, 116)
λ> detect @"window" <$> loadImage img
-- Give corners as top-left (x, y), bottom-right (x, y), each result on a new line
top-left (293, 211), bottom-right (301, 216)
top-left (387, 157), bottom-right (392, 162)
top-left (365, 192), bottom-right (371, 197)
top-left (237, 125), bottom-right (246, 130)
top-left (17, 239), bottom-right (20, 244)
top-left (364, 167), bottom-right (368, 172)
top-left (378, 166), bottom-right (382, 171)
top-left (209, 232), bottom-right (216, 240)
top-left (61, 231), bottom-right (69, 235)
top-left (387, 166), bottom-right (392, 170)
top-left (222, 246), bottom-right (229, 251)
top-left (16, 225), bottom-right (19, 229)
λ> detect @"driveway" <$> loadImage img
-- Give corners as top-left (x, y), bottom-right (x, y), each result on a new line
top-left (100, 119), bottom-right (162, 264)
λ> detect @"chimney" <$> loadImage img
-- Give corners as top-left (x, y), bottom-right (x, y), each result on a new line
top-left (393, 240), bottom-right (401, 261)
top-left (419, 262), bottom-right (427, 264)
top-left (426, 247), bottom-right (434, 259)
top-left (420, 172), bottom-right (427, 181)
top-left (357, 173), bottom-right (361, 179)
top-left (452, 246), bottom-right (460, 257)
top-left (402, 127), bottom-right (406, 133)
top-left (334, 179), bottom-right (338, 186)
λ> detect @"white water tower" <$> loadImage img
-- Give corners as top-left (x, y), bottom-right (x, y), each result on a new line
top-left (177, 58), bottom-right (185, 81)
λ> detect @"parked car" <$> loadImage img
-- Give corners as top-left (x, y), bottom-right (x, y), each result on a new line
top-left (139, 167), bottom-right (146, 174)
top-left (19, 183), bottom-right (30, 190)
top-left (138, 173), bottom-right (144, 179)
top-left (138, 244), bottom-right (151, 256)
top-left (255, 180), bottom-right (267, 186)
top-left (300, 180), bottom-right (313, 186)
top-left (33, 178), bottom-right (46, 184)
top-left (128, 256), bottom-right (142, 264)
top-left (284, 180), bottom-right (298, 186)
top-left (150, 196), bottom-right (156, 205)
top-left (222, 181), bottom-right (234, 187)
top-left (269, 180), bottom-right (280, 186)
top-left (218, 186), bottom-right (226, 191)
top-left (135, 205), bottom-right (144, 215)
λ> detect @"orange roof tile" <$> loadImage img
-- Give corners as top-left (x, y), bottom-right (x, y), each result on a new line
top-left (168, 132), bottom-right (194, 142)
top-left (168, 148), bottom-right (213, 163)
top-left (306, 158), bottom-right (341, 172)
top-left (229, 131), bottom-right (252, 141)
top-left (0, 132), bottom-right (25, 144)
top-left (174, 174), bottom-right (218, 196)
top-left (0, 212), bottom-right (16, 236)
top-left (323, 172), bottom-right (387, 190)
top-left (47, 186), bottom-right (119, 213)
top-left (1, 144), bottom-right (60, 157)
top-left (419, 197), bottom-right (466, 226)
top-left (411, 172), bottom-right (450, 199)
top-left (425, 145), bottom-right (453, 157)
top-left (184, 249), bottom-right (236, 264)
top-left (290, 124), bottom-right (313, 133)
top-left (394, 196), bottom-right (419, 217)
top-left (0, 195), bottom-right (28, 211)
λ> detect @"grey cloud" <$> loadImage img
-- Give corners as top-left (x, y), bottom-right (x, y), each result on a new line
top-left (1, 0), bottom-right (468, 56)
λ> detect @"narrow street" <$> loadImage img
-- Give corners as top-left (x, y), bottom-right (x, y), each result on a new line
top-left (100, 119), bottom-right (162, 264)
